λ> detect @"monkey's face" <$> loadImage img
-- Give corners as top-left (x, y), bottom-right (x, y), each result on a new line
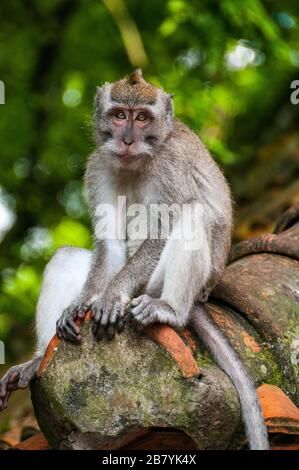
top-left (94, 73), bottom-right (174, 171)
top-left (99, 105), bottom-right (165, 170)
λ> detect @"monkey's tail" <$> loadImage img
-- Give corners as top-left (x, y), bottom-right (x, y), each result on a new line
top-left (191, 304), bottom-right (269, 450)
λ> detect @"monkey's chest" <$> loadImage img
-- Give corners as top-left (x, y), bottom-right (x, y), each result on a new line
top-left (124, 192), bottom-right (150, 258)
top-left (123, 189), bottom-right (162, 258)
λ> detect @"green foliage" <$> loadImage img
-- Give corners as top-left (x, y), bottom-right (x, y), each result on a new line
top-left (0, 0), bottom-right (298, 359)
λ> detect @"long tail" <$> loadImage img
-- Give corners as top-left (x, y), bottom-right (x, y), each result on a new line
top-left (191, 304), bottom-right (269, 450)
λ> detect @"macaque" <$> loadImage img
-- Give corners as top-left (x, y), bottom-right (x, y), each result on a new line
top-left (0, 70), bottom-right (269, 449)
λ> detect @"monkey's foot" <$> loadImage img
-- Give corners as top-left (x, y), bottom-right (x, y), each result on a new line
top-left (129, 295), bottom-right (176, 327)
top-left (0, 356), bottom-right (42, 411)
top-left (56, 301), bottom-right (90, 343)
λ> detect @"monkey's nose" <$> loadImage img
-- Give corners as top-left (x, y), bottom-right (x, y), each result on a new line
top-left (123, 138), bottom-right (134, 146)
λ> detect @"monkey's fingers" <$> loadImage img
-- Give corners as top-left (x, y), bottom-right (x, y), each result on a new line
top-left (92, 307), bottom-right (114, 340)
top-left (93, 306), bottom-right (110, 339)
top-left (90, 309), bottom-right (96, 319)
top-left (108, 302), bottom-right (130, 339)
top-left (106, 325), bottom-right (117, 340)
top-left (107, 305), bottom-right (124, 336)
top-left (76, 303), bottom-right (91, 319)
top-left (93, 324), bottom-right (105, 340)
top-left (90, 300), bottom-right (102, 320)
top-left (57, 319), bottom-right (81, 343)
top-left (116, 308), bottom-right (131, 333)
top-left (63, 324), bottom-right (82, 343)
top-left (92, 299), bottom-right (128, 340)
top-left (91, 305), bottom-right (103, 336)
top-left (116, 318), bottom-right (126, 333)
top-left (66, 317), bottom-right (81, 336)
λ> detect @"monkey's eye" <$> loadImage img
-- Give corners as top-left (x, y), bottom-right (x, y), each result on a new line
top-left (136, 113), bottom-right (147, 122)
top-left (115, 111), bottom-right (126, 120)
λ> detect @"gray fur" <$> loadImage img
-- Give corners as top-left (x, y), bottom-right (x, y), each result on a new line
top-left (83, 117), bottom-right (233, 330)
top-left (81, 76), bottom-right (267, 449)
top-left (0, 74), bottom-right (269, 450)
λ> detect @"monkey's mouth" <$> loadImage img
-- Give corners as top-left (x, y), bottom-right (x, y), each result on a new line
top-left (115, 150), bottom-right (148, 163)
top-left (116, 152), bottom-right (136, 163)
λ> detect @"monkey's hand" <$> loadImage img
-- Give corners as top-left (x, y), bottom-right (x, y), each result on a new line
top-left (91, 283), bottom-right (131, 341)
top-left (129, 295), bottom-right (177, 328)
top-left (56, 299), bottom-right (91, 343)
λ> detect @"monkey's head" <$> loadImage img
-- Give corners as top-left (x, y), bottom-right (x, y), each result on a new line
top-left (94, 69), bottom-right (174, 170)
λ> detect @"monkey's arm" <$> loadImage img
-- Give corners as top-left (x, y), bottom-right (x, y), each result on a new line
top-left (92, 238), bottom-right (165, 340)
top-left (57, 239), bottom-right (126, 342)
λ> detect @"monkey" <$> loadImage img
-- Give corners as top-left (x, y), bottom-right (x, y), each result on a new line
top-left (0, 70), bottom-right (269, 450)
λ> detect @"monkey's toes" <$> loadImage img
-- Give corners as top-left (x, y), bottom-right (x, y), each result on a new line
top-left (0, 380), bottom-right (8, 400)
top-left (130, 294), bottom-right (152, 309)
top-left (18, 359), bottom-right (42, 389)
top-left (0, 391), bottom-right (10, 411)
top-left (0, 369), bottom-right (20, 411)
top-left (0, 357), bottom-right (43, 412)
top-left (133, 308), bottom-right (156, 325)
top-left (129, 295), bottom-right (155, 323)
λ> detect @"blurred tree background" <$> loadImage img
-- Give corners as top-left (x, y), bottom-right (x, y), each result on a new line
top-left (0, 0), bottom-right (299, 367)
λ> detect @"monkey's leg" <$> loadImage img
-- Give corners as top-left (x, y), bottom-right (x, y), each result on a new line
top-left (130, 213), bottom-right (212, 328)
top-left (36, 247), bottom-right (93, 349)
top-left (0, 356), bottom-right (42, 411)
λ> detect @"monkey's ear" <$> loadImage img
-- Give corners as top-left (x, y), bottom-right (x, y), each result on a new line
top-left (94, 86), bottom-right (103, 114)
top-left (165, 93), bottom-right (174, 120)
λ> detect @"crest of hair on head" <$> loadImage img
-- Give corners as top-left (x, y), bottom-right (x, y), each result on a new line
top-left (111, 69), bottom-right (158, 105)
top-left (128, 69), bottom-right (143, 85)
